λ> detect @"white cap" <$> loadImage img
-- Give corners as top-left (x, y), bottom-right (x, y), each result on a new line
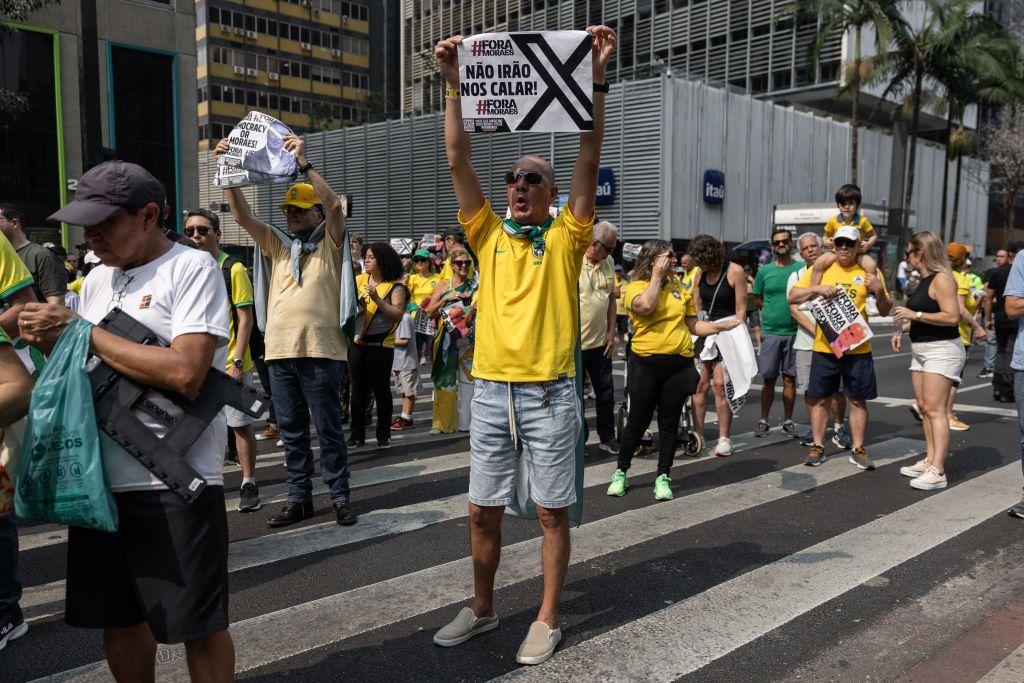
top-left (84, 250), bottom-right (101, 265)
top-left (833, 225), bottom-right (860, 243)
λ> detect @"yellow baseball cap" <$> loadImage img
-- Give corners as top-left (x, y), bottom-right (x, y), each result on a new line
top-left (279, 183), bottom-right (321, 210)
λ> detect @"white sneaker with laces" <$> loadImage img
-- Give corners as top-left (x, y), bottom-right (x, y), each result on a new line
top-left (910, 466), bottom-right (947, 490)
top-left (900, 458), bottom-right (930, 478)
top-left (714, 437), bottom-right (732, 457)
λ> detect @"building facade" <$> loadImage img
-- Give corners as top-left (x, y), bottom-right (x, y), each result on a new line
top-left (196, 0), bottom-right (396, 148)
top-left (1, 0), bottom-right (198, 241)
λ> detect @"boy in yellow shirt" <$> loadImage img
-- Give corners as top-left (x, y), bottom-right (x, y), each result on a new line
top-left (810, 184), bottom-right (878, 288)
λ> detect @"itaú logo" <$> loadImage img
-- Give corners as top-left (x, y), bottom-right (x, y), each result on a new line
top-left (703, 169), bottom-right (725, 205)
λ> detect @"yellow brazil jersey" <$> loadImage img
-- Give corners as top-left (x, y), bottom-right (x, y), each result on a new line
top-left (0, 232), bottom-right (33, 300)
top-left (68, 276), bottom-right (84, 295)
top-left (953, 270), bottom-right (977, 347)
top-left (795, 261), bottom-right (887, 355)
top-left (614, 275), bottom-right (627, 316)
top-left (823, 214), bottom-right (875, 241)
top-left (439, 255), bottom-right (476, 281)
top-left (679, 266), bottom-right (699, 293)
top-left (356, 272), bottom-right (401, 349)
top-left (218, 252), bottom-right (255, 373)
top-left (461, 201), bottom-right (592, 382)
top-left (624, 279), bottom-right (698, 357)
top-left (407, 272), bottom-right (442, 312)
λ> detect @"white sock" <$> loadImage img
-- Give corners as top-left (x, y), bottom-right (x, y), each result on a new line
top-left (402, 412), bottom-right (412, 420)
top-left (833, 422), bottom-right (842, 431)
top-left (242, 476), bottom-right (255, 486)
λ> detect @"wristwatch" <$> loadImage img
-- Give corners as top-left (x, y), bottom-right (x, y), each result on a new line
top-left (593, 82), bottom-right (609, 93)
top-left (232, 358), bottom-right (244, 369)
top-left (298, 161), bottom-right (314, 174)
top-left (915, 311), bottom-right (923, 320)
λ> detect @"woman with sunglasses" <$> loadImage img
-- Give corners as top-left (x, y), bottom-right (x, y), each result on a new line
top-left (348, 242), bottom-right (408, 450)
top-left (407, 248), bottom-right (441, 362)
top-left (891, 232), bottom-right (963, 490)
top-left (425, 248), bottom-right (477, 434)
top-left (689, 234), bottom-right (748, 456)
top-left (607, 240), bottom-right (740, 500)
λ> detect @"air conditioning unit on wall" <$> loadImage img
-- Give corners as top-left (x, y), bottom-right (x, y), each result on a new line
top-left (233, 66), bottom-right (246, 75)
top-left (332, 48), bottom-right (341, 57)
top-left (246, 68), bottom-right (259, 76)
top-left (301, 42), bottom-right (312, 50)
top-left (233, 27), bottom-right (245, 35)
top-left (269, 72), bottom-right (280, 80)
top-left (246, 30), bottom-right (257, 39)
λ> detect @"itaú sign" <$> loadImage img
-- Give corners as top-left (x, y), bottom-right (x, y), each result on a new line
top-left (703, 169), bottom-right (724, 204)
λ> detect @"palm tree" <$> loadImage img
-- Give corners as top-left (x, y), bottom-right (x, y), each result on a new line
top-left (780, 0), bottom-right (901, 184)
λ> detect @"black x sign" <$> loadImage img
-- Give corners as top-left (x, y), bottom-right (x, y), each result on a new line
top-left (510, 33), bottom-right (594, 131)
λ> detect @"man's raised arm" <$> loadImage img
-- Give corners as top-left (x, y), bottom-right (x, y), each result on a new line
top-left (436, 35), bottom-right (486, 219)
top-left (213, 138), bottom-right (274, 246)
top-left (283, 134), bottom-right (346, 246)
top-left (568, 26), bottom-right (616, 223)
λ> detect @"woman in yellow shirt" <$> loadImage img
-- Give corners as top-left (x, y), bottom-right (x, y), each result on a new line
top-left (406, 248), bottom-right (441, 361)
top-left (607, 240), bottom-right (740, 501)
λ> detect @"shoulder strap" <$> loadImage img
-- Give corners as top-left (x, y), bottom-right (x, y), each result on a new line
top-left (707, 265), bottom-right (728, 318)
top-left (220, 256), bottom-right (242, 308)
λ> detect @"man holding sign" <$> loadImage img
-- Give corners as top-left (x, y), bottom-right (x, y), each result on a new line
top-left (431, 26), bottom-right (615, 665)
top-left (788, 225), bottom-right (892, 470)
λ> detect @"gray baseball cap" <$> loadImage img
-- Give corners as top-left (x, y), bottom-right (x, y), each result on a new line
top-left (49, 161), bottom-right (165, 227)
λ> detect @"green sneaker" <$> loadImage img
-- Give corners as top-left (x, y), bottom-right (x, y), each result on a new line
top-left (606, 470), bottom-right (628, 497)
top-left (653, 474), bottom-right (673, 501)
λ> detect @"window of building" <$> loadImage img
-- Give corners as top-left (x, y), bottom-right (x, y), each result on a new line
top-left (773, 70), bottom-right (791, 89)
top-left (257, 17), bottom-right (267, 34)
top-left (290, 25), bottom-right (300, 41)
top-left (232, 10), bottom-right (244, 28)
top-left (753, 23), bottom-right (771, 37)
top-left (301, 27), bottom-right (310, 43)
top-left (258, 91), bottom-right (268, 108)
top-left (209, 6), bottom-right (220, 23)
top-left (245, 14), bottom-right (255, 30)
top-left (711, 34), bottom-right (726, 47)
top-left (750, 74), bottom-right (768, 93)
top-left (301, 63), bottom-right (311, 79)
top-left (730, 28), bottom-right (747, 42)
top-left (247, 90), bottom-right (258, 106)
top-left (301, 99), bottom-right (311, 114)
top-left (270, 94), bottom-right (279, 109)
top-left (268, 19), bottom-right (278, 36)
top-left (211, 84), bottom-right (222, 100)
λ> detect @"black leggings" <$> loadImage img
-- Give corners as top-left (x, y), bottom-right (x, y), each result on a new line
top-left (618, 354), bottom-right (700, 476)
top-left (349, 343), bottom-right (395, 442)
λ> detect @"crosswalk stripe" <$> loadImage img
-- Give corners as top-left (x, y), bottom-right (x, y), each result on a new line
top-left (19, 427), bottom-right (786, 623)
top-left (498, 462), bottom-right (1021, 682)
top-left (979, 642), bottom-right (1024, 682)
top-left (33, 437), bottom-right (923, 681)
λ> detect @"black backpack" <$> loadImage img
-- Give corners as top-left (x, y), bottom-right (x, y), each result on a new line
top-left (220, 255), bottom-right (242, 332)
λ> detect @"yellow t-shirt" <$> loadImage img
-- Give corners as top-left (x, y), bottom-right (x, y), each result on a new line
top-left (823, 214), bottom-right (875, 240)
top-left (407, 272), bottom-right (442, 312)
top-left (680, 266), bottom-right (699, 293)
top-left (954, 270), bottom-right (977, 347)
top-left (68, 276), bottom-right (84, 295)
top-left (614, 275), bottom-right (627, 316)
top-left (624, 279), bottom-right (697, 357)
top-left (355, 272), bottom-right (401, 349)
top-left (0, 232), bottom-right (33, 300)
top-left (253, 229), bottom-right (349, 362)
top-left (579, 255), bottom-right (615, 351)
top-left (795, 261), bottom-right (887, 355)
top-left (218, 253), bottom-right (255, 373)
top-left (461, 201), bottom-right (592, 381)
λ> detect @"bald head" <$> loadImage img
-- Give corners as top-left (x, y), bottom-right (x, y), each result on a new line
top-left (510, 155), bottom-right (555, 184)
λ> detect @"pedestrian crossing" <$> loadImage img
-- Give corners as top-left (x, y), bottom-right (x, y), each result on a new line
top-left (11, 374), bottom-right (1024, 681)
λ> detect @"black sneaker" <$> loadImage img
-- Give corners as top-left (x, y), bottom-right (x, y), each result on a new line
top-left (978, 369), bottom-right (994, 379)
top-left (333, 501), bottom-right (358, 526)
top-left (599, 439), bottom-right (620, 454)
top-left (267, 501), bottom-right (314, 528)
top-left (0, 606), bottom-right (27, 651)
top-left (346, 437), bottom-right (365, 450)
top-left (377, 437), bottom-right (392, 449)
top-left (1009, 495), bottom-right (1024, 519)
top-left (238, 482), bottom-right (261, 512)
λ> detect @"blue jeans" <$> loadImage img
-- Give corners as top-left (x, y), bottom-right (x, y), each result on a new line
top-left (268, 358), bottom-right (350, 504)
top-left (0, 514), bottom-right (20, 616)
top-left (1015, 371), bottom-right (1024, 478)
top-left (985, 334), bottom-right (998, 372)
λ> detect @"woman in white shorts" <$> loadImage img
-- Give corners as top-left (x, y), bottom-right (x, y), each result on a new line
top-left (891, 231), bottom-right (963, 491)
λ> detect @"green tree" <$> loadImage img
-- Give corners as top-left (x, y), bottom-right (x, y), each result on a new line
top-left (779, 0), bottom-right (902, 184)
top-left (1, 0), bottom-right (63, 114)
top-left (306, 101), bottom-right (334, 132)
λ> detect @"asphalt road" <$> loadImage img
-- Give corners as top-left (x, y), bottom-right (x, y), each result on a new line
top-left (9, 325), bottom-right (1024, 682)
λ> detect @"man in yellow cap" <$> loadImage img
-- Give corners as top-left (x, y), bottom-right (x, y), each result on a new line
top-left (215, 133), bottom-right (357, 529)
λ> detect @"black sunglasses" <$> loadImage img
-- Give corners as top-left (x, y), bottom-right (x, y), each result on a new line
top-left (834, 238), bottom-right (858, 249)
top-left (504, 171), bottom-right (545, 186)
top-left (184, 225), bottom-right (210, 237)
top-left (905, 248), bottom-right (919, 259)
top-left (451, 259), bottom-right (472, 267)
top-left (771, 238), bottom-right (791, 246)
top-left (592, 239), bottom-right (615, 251)
top-left (413, 257), bottom-right (428, 263)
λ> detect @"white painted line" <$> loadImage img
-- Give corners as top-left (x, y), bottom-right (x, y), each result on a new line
top-left (979, 641), bottom-right (1024, 682)
top-left (873, 395), bottom-right (1017, 418)
top-left (954, 382), bottom-right (992, 395)
top-left (32, 437), bottom-right (924, 680)
top-left (20, 424), bottom-right (776, 623)
top-left (499, 462), bottom-right (1021, 682)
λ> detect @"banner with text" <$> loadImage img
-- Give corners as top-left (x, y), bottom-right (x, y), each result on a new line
top-left (458, 31), bottom-right (593, 133)
top-left (213, 111), bottom-right (298, 188)
top-left (807, 293), bottom-right (873, 358)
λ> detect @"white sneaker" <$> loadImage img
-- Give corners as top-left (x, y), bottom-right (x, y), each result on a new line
top-left (714, 437), bottom-right (732, 457)
top-left (910, 466), bottom-right (947, 490)
top-left (900, 458), bottom-right (930, 478)
top-left (433, 607), bottom-right (499, 647)
top-left (275, 439), bottom-right (284, 447)
top-left (516, 621), bottom-right (562, 665)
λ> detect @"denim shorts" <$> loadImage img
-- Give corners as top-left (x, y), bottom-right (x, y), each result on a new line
top-left (224, 371), bottom-right (256, 428)
top-left (468, 378), bottom-right (581, 509)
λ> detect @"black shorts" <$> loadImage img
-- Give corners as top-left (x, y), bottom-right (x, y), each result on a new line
top-left (65, 486), bottom-right (229, 644)
top-left (616, 315), bottom-right (629, 335)
top-left (807, 351), bottom-right (878, 401)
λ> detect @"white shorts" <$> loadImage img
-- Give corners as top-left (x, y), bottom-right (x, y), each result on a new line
top-left (795, 349), bottom-right (813, 389)
top-left (225, 370), bottom-right (257, 428)
top-left (909, 339), bottom-right (967, 384)
top-left (393, 368), bottom-right (421, 398)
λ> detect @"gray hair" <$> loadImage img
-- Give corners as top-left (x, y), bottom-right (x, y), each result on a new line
top-left (796, 231), bottom-right (821, 248)
top-left (594, 220), bottom-right (618, 244)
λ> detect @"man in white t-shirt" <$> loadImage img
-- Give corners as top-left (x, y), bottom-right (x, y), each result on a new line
top-left (19, 161), bottom-right (234, 680)
top-left (787, 232), bottom-right (850, 449)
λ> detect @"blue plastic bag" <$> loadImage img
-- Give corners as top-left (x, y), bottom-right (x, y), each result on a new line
top-left (15, 318), bottom-right (118, 532)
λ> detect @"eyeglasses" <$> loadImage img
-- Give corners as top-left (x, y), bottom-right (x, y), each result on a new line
top-left (413, 257), bottom-right (428, 263)
top-left (905, 248), bottom-right (920, 258)
top-left (282, 205), bottom-right (309, 216)
top-left (184, 225), bottom-right (210, 237)
top-left (591, 239), bottom-right (615, 251)
top-left (834, 238), bottom-right (858, 249)
top-left (771, 239), bottom-right (791, 246)
top-left (504, 171), bottom-right (545, 186)
top-left (108, 272), bottom-right (135, 313)
top-left (452, 259), bottom-right (472, 267)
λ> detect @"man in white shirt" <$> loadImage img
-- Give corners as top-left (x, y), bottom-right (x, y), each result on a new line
top-left (579, 220), bottom-right (619, 453)
top-left (19, 161), bottom-right (234, 681)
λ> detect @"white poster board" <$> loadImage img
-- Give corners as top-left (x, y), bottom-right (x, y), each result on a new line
top-left (807, 294), bottom-right (874, 358)
top-left (390, 238), bottom-right (415, 256)
top-left (213, 111), bottom-right (298, 187)
top-left (458, 31), bottom-right (593, 133)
